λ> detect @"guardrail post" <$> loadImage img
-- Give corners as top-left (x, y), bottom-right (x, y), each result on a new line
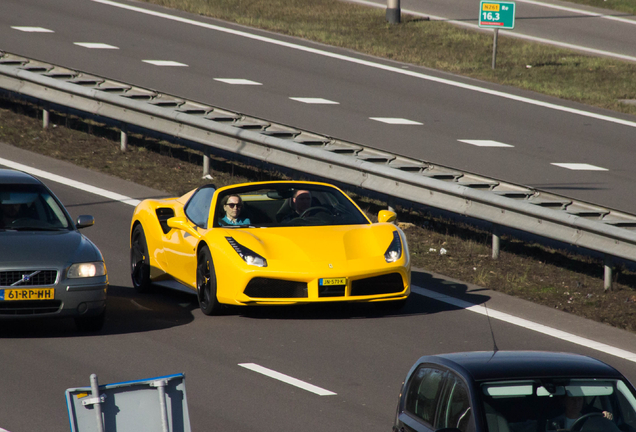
top-left (386, 0), bottom-right (401, 24)
top-left (120, 124), bottom-right (128, 152)
top-left (604, 254), bottom-right (613, 291)
top-left (492, 223), bottom-right (500, 259)
top-left (203, 147), bottom-right (211, 178)
top-left (42, 106), bottom-right (49, 129)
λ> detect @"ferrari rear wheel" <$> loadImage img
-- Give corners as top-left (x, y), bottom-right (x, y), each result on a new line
top-left (196, 246), bottom-right (223, 315)
top-left (131, 224), bottom-right (152, 293)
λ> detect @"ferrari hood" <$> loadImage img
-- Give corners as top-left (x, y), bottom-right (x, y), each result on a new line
top-left (223, 224), bottom-right (397, 263)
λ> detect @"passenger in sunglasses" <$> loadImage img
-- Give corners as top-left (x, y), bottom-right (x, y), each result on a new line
top-left (220, 194), bottom-right (251, 226)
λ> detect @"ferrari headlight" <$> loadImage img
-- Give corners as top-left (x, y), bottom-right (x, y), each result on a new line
top-left (226, 237), bottom-right (268, 267)
top-left (384, 231), bottom-right (402, 263)
top-left (67, 262), bottom-right (106, 278)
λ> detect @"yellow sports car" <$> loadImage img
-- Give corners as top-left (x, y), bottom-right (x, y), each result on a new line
top-left (129, 181), bottom-right (410, 315)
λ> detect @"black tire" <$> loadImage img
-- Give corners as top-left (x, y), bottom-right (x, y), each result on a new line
top-left (196, 246), bottom-right (223, 315)
top-left (130, 224), bottom-right (152, 293)
top-left (75, 309), bottom-right (106, 332)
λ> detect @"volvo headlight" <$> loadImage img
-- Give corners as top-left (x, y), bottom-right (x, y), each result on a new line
top-left (384, 231), bottom-right (402, 263)
top-left (67, 262), bottom-right (106, 278)
top-left (226, 237), bottom-right (268, 267)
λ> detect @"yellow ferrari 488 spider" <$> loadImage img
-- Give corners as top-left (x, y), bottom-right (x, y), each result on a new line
top-left (129, 181), bottom-right (410, 314)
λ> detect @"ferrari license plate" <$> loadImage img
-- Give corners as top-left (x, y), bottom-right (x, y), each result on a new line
top-left (0, 288), bottom-right (54, 301)
top-left (319, 277), bottom-right (347, 286)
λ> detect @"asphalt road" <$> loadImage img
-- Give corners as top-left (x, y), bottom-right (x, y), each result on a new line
top-left (1, 143), bottom-right (636, 432)
top-left (0, 0), bottom-right (635, 215)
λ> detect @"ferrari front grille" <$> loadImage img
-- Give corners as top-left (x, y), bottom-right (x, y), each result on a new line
top-left (244, 278), bottom-right (308, 298)
top-left (0, 270), bottom-right (58, 287)
top-left (0, 300), bottom-right (62, 315)
top-left (350, 273), bottom-right (404, 296)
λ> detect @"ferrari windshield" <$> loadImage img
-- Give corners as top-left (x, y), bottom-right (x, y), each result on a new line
top-left (481, 378), bottom-right (636, 432)
top-left (212, 183), bottom-right (370, 228)
top-left (0, 184), bottom-right (72, 230)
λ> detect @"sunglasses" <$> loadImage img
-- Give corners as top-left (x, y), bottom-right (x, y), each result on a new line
top-left (226, 203), bottom-right (242, 208)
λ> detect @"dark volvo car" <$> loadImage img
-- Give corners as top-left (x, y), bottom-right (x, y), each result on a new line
top-left (394, 351), bottom-right (636, 432)
top-left (0, 169), bottom-right (108, 331)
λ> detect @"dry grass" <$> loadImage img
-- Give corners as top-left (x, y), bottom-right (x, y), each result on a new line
top-left (1, 98), bottom-right (635, 332)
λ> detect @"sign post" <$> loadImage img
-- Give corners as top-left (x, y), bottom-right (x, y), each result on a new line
top-left (478, 1), bottom-right (515, 69)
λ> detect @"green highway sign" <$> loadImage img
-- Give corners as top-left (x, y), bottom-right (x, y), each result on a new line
top-left (479, 1), bottom-right (515, 29)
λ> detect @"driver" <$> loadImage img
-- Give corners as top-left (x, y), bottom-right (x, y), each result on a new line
top-left (547, 396), bottom-right (613, 430)
top-left (0, 203), bottom-right (23, 228)
top-left (281, 189), bottom-right (312, 222)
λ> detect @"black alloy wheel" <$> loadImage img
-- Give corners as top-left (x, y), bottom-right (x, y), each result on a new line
top-left (130, 224), bottom-right (152, 293)
top-left (196, 246), bottom-right (223, 315)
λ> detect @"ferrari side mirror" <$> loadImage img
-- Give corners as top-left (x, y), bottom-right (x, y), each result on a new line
top-left (378, 210), bottom-right (397, 223)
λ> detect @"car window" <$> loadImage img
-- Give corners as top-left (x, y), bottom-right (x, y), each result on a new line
top-left (480, 379), bottom-right (636, 432)
top-left (0, 184), bottom-right (72, 230)
top-left (185, 185), bottom-right (216, 228)
top-left (437, 373), bottom-right (472, 432)
top-left (406, 366), bottom-right (447, 426)
top-left (212, 183), bottom-right (369, 228)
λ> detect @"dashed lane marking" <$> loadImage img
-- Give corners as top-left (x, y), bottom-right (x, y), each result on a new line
top-left (369, 117), bottom-right (423, 125)
top-left (11, 27), bottom-right (54, 32)
top-left (142, 60), bottom-right (188, 66)
top-left (458, 139), bottom-right (514, 147)
top-left (74, 43), bottom-right (119, 49)
top-left (239, 363), bottom-right (337, 396)
top-left (551, 163), bottom-right (608, 171)
top-left (289, 97), bottom-right (339, 104)
top-left (213, 78), bottom-right (262, 85)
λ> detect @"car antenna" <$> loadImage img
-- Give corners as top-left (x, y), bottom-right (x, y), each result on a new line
top-left (484, 302), bottom-right (499, 354)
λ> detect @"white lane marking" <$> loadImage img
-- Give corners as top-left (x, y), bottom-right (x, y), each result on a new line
top-left (239, 363), bottom-right (337, 396)
top-left (0, 158), bottom-right (141, 206)
top-left (514, 0), bottom-right (636, 26)
top-left (74, 42), bottom-right (119, 49)
top-left (142, 60), bottom-right (188, 66)
top-left (214, 78), bottom-right (262, 85)
top-left (289, 97), bottom-right (339, 104)
top-left (11, 26), bottom-right (54, 32)
top-left (458, 139), bottom-right (514, 147)
top-left (89, 0), bottom-right (636, 128)
top-left (551, 163), bottom-right (608, 171)
top-left (348, 0), bottom-right (636, 62)
top-left (413, 286), bottom-right (636, 363)
top-left (370, 117), bottom-right (423, 125)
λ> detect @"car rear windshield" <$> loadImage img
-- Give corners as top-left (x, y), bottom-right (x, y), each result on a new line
top-left (480, 378), bottom-right (636, 432)
top-left (0, 184), bottom-right (72, 230)
top-left (213, 184), bottom-right (370, 228)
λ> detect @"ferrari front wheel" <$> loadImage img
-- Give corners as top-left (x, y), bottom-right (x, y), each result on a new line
top-left (196, 246), bottom-right (223, 315)
top-left (130, 224), bottom-right (152, 293)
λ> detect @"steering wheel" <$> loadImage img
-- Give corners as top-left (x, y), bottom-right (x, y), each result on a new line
top-left (299, 206), bottom-right (334, 219)
top-left (570, 412), bottom-right (605, 431)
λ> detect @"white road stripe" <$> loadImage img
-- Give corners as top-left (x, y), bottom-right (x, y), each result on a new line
top-left (239, 363), bottom-right (337, 396)
top-left (11, 26), bottom-right (54, 33)
top-left (290, 97), bottom-right (339, 104)
top-left (89, 0), bottom-right (636, 129)
top-left (370, 117), bottom-right (423, 125)
top-left (551, 163), bottom-right (608, 171)
top-left (142, 60), bottom-right (188, 66)
top-left (413, 286), bottom-right (636, 363)
top-left (458, 139), bottom-right (514, 147)
top-left (0, 158), bottom-right (141, 206)
top-left (74, 43), bottom-right (119, 49)
top-left (214, 78), bottom-right (262, 85)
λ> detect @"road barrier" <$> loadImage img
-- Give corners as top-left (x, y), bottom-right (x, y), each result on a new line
top-left (1, 52), bottom-right (635, 289)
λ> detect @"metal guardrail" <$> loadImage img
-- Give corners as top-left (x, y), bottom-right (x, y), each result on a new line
top-left (1, 51), bottom-right (636, 289)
